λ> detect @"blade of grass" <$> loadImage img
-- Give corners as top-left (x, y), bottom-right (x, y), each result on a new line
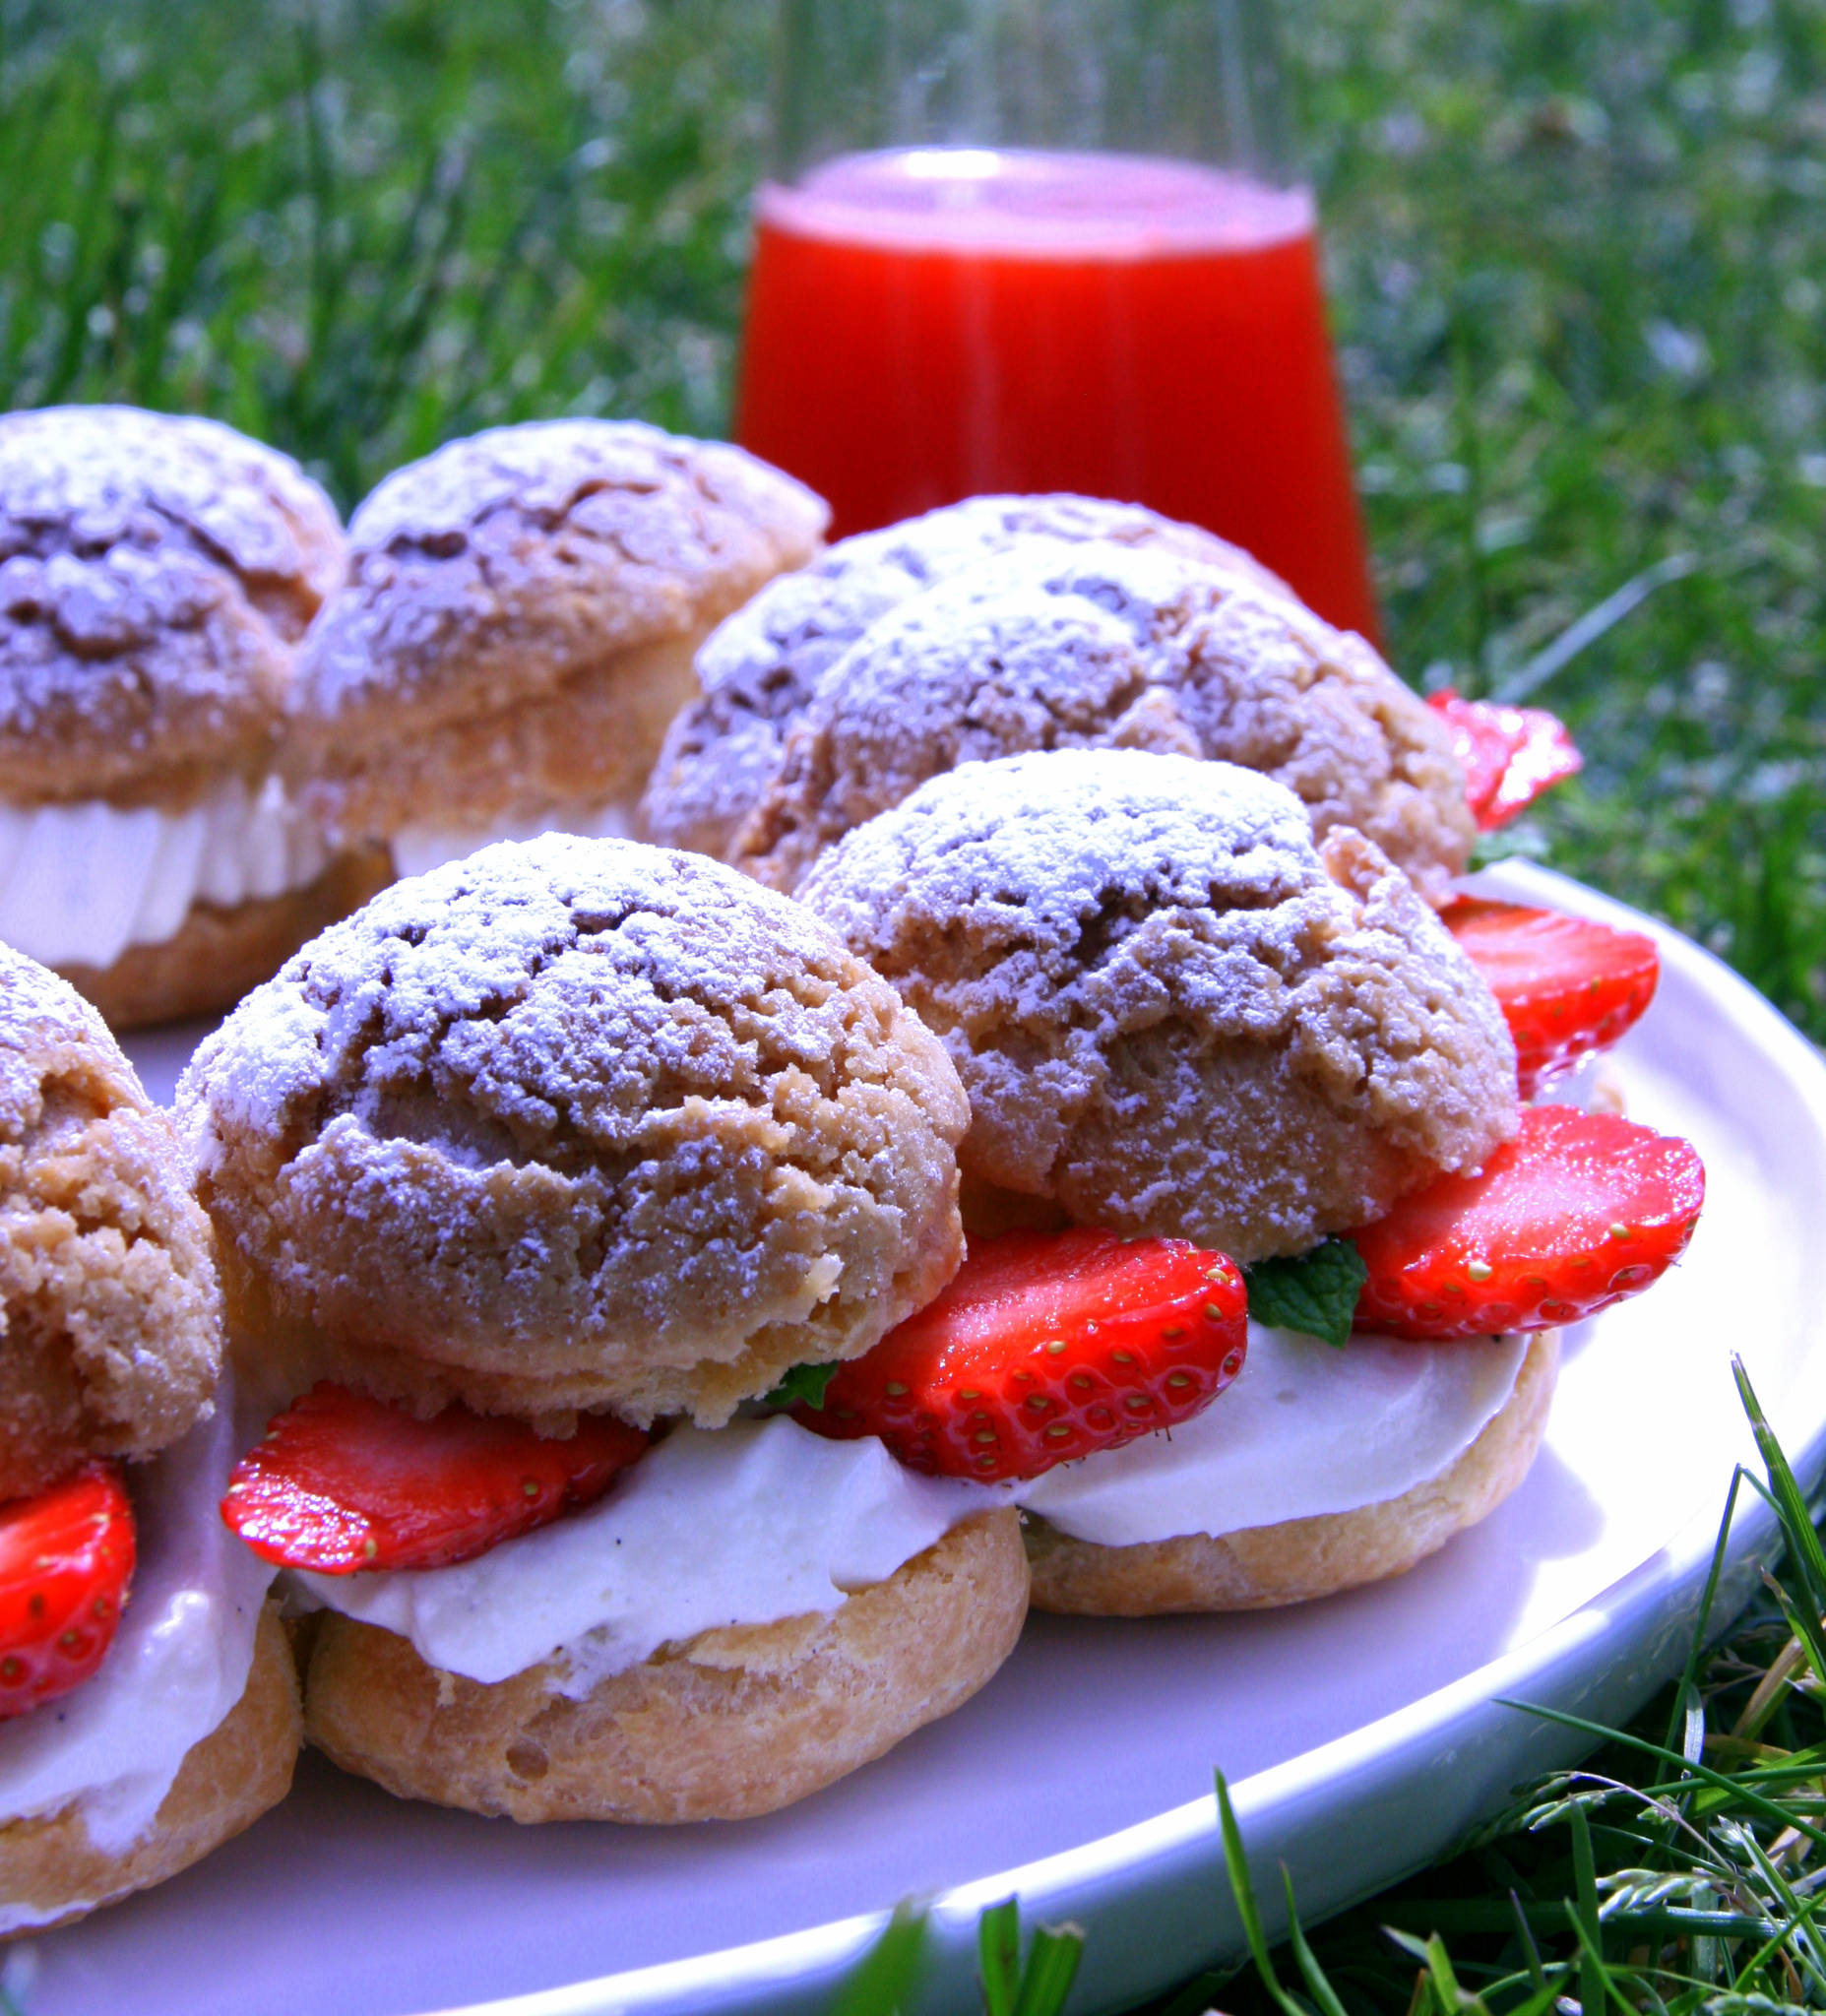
top-left (1499, 551), bottom-right (1701, 704)
top-left (1009, 1923), bottom-right (1086, 2016)
top-left (1510, 1889), bottom-right (1548, 1997)
top-left (1281, 1869), bottom-right (1351, 2016)
top-left (1734, 1357), bottom-right (1826, 1617)
top-left (1217, 1771), bottom-right (1311, 2016)
top-left (1563, 1913), bottom-right (1630, 2016)
top-left (831, 1904), bottom-right (929, 2016)
top-left (1661, 1466), bottom-right (1747, 1759)
top-left (1567, 1803), bottom-right (1605, 2016)
top-left (979, 1897), bottom-right (1021, 2016)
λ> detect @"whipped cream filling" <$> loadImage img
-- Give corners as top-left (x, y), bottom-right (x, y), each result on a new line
top-left (0, 776), bottom-right (330, 971)
top-left (0, 1380), bottom-right (278, 1925)
top-left (292, 1415), bottom-right (1004, 1699)
top-left (389, 796), bottom-right (637, 881)
top-left (292, 1330), bottom-right (1529, 1694)
top-left (1016, 1323), bottom-right (1529, 1546)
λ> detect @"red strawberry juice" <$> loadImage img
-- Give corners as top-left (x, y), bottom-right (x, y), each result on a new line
top-left (735, 147), bottom-right (1379, 640)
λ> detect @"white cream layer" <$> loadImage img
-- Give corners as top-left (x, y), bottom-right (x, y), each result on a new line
top-left (1016, 1324), bottom-right (1529, 1546)
top-left (0, 777), bottom-right (329, 971)
top-left (292, 1330), bottom-right (1528, 1694)
top-left (291, 1415), bottom-right (1004, 1699)
top-left (0, 1381), bottom-right (277, 1927)
top-left (389, 796), bottom-right (636, 881)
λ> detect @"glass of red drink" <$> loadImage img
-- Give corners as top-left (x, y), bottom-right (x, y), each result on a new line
top-left (734, 0), bottom-right (1380, 641)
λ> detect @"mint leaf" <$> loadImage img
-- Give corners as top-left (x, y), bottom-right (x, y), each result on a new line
top-left (763, 1360), bottom-right (839, 1411)
top-left (1243, 1238), bottom-right (1366, 1349)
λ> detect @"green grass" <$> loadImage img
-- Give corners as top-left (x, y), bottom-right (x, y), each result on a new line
top-left (2, 2), bottom-right (1824, 2009)
top-left (1, 0), bottom-right (1818, 1039)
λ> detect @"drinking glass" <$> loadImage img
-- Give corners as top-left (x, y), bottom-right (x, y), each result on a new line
top-left (733, 0), bottom-right (1380, 640)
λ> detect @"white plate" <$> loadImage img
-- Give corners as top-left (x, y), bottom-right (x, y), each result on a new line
top-left (26, 862), bottom-right (1826, 2016)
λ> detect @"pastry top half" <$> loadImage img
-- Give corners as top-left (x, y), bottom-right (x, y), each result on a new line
top-left (730, 539), bottom-right (1475, 904)
top-left (640, 491), bottom-right (1290, 861)
top-left (285, 420), bottom-right (829, 844)
top-left (797, 748), bottom-right (1518, 1263)
top-left (0, 944), bottom-right (222, 1499)
top-left (178, 834), bottom-right (969, 1430)
top-left (0, 406), bottom-right (344, 806)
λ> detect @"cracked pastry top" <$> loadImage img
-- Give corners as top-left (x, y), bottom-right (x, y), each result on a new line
top-left (0, 405), bottom-right (342, 803)
top-left (283, 420), bottom-right (828, 861)
top-left (0, 943), bottom-right (222, 1499)
top-left (177, 832), bottom-right (969, 1430)
top-left (728, 539), bottom-right (1476, 905)
top-left (796, 747), bottom-right (1518, 1263)
top-left (640, 491), bottom-right (1289, 862)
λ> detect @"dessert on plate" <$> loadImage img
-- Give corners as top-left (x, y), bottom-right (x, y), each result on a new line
top-left (283, 420), bottom-right (827, 882)
top-left (791, 744), bottom-right (1701, 1611)
top-left (0, 945), bottom-right (299, 1931)
top-left (179, 835), bottom-right (1028, 1822)
top-left (0, 405), bottom-right (386, 1029)
top-left (640, 490), bottom-right (1291, 864)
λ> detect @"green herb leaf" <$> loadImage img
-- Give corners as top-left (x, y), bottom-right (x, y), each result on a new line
top-left (764, 1360), bottom-right (839, 1411)
top-left (1242, 1239), bottom-right (1366, 1349)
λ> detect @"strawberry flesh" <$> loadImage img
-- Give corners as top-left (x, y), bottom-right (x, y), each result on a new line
top-left (1444, 897), bottom-right (1660, 1097)
top-left (1429, 690), bottom-right (1583, 830)
top-left (797, 1228), bottom-right (1247, 1482)
top-left (1351, 1104), bottom-right (1704, 1339)
top-left (221, 1383), bottom-right (651, 1574)
top-left (0, 1465), bottom-right (136, 1721)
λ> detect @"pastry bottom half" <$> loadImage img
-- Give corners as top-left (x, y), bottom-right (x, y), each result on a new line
top-left (1025, 1330), bottom-right (1560, 1615)
top-left (303, 1508), bottom-right (1029, 1823)
top-left (0, 1605), bottom-right (302, 1937)
top-left (58, 848), bottom-right (392, 1031)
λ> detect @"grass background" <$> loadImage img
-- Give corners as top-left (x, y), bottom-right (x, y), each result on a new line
top-left (2, 0), bottom-right (1824, 2008)
top-left (3, 0), bottom-right (1820, 1042)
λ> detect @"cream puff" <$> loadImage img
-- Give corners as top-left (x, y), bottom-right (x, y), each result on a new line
top-left (284, 421), bottom-right (827, 881)
top-left (0, 405), bottom-right (387, 1028)
top-left (787, 746), bottom-right (1570, 1608)
top-left (727, 537), bottom-right (1474, 905)
top-left (641, 491), bottom-right (1291, 863)
top-left (179, 835), bottom-right (1028, 1822)
top-left (796, 747), bottom-right (1516, 1259)
top-left (0, 944), bottom-right (299, 1931)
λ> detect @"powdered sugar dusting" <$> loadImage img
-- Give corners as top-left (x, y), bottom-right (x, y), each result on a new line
top-left (0, 941), bottom-right (127, 1106)
top-left (731, 538), bottom-right (1473, 899)
top-left (799, 747), bottom-right (1319, 987)
top-left (641, 492), bottom-right (1286, 858)
top-left (293, 419), bottom-right (827, 726)
top-left (0, 406), bottom-right (343, 793)
top-left (179, 833), bottom-right (966, 1427)
top-left (797, 748), bottom-right (1516, 1260)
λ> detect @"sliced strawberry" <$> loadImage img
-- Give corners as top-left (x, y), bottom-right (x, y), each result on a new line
top-left (1428, 690), bottom-right (1583, 830)
top-left (221, 1383), bottom-right (650, 1574)
top-left (1444, 897), bottom-right (1660, 1097)
top-left (797, 1228), bottom-right (1247, 1482)
top-left (0, 1465), bottom-right (136, 1721)
top-left (1351, 1104), bottom-right (1703, 1339)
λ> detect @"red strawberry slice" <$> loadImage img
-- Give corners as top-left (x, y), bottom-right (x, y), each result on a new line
top-left (1444, 897), bottom-right (1660, 1097)
top-left (1429, 690), bottom-right (1583, 830)
top-left (797, 1228), bottom-right (1247, 1482)
top-left (221, 1383), bottom-right (650, 1574)
top-left (1351, 1104), bottom-right (1703, 1339)
top-left (0, 1466), bottom-right (136, 1721)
